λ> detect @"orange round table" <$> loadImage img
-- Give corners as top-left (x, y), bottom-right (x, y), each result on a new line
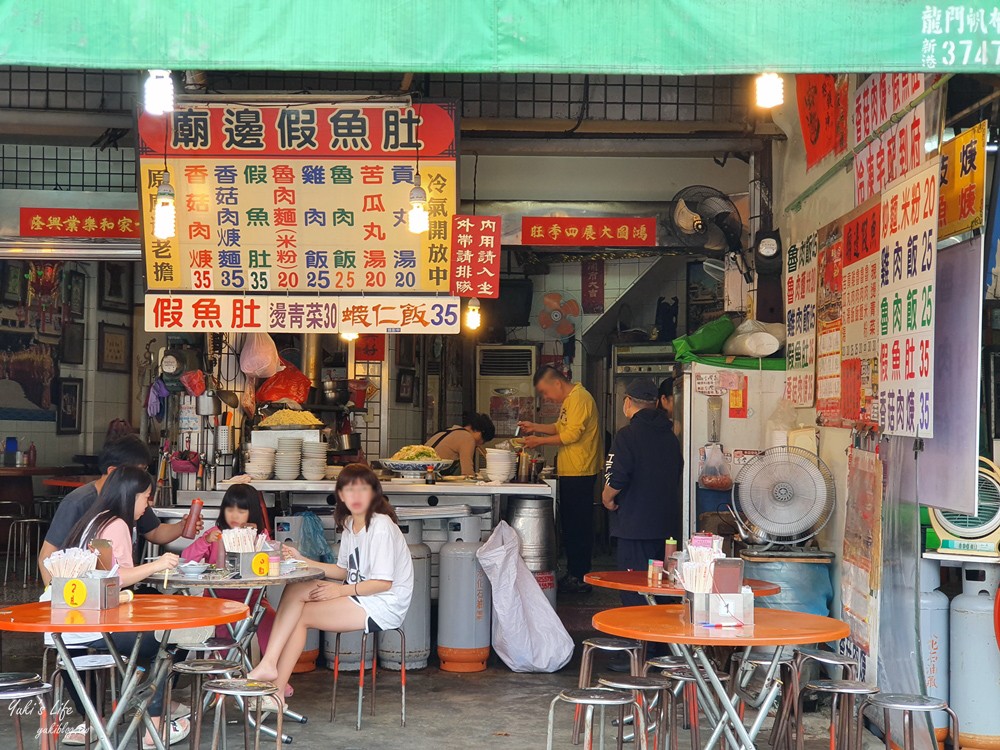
top-left (584, 570), bottom-right (781, 599)
top-left (42, 475), bottom-right (100, 490)
top-left (0, 596), bottom-right (249, 750)
top-left (593, 605), bottom-right (849, 750)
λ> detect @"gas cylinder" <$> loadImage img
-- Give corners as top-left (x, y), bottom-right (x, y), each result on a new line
top-left (378, 520), bottom-right (431, 670)
top-left (919, 558), bottom-right (949, 742)
top-left (321, 536), bottom-right (374, 672)
top-left (950, 562), bottom-right (1000, 749)
top-left (437, 515), bottom-right (492, 672)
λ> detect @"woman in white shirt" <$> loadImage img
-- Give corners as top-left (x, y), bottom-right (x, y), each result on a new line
top-left (249, 463), bottom-right (413, 702)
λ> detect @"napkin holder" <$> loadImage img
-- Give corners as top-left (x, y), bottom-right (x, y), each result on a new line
top-left (685, 588), bottom-right (754, 627)
top-left (225, 550), bottom-right (272, 578)
top-left (52, 573), bottom-right (121, 610)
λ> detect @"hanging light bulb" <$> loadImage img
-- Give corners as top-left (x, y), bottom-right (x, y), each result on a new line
top-left (465, 298), bottom-right (481, 330)
top-left (145, 70), bottom-right (174, 116)
top-left (152, 170), bottom-right (175, 240)
top-left (340, 331), bottom-right (359, 342)
top-left (755, 73), bottom-right (784, 109)
top-left (408, 172), bottom-right (429, 234)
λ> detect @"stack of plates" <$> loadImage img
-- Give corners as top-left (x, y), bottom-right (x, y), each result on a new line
top-left (484, 449), bottom-right (516, 482)
top-left (301, 441), bottom-right (328, 481)
top-left (245, 446), bottom-right (275, 480)
top-left (275, 437), bottom-right (303, 480)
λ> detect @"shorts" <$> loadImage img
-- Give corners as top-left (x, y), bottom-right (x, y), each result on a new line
top-left (349, 595), bottom-right (383, 633)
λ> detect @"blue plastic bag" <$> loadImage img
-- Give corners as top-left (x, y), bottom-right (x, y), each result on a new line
top-left (297, 511), bottom-right (335, 563)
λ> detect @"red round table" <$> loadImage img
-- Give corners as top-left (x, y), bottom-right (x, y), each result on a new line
top-left (0, 595), bottom-right (249, 750)
top-left (41, 475), bottom-right (100, 491)
top-left (584, 570), bottom-right (781, 600)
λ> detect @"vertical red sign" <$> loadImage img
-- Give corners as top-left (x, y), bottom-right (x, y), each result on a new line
top-left (581, 258), bottom-right (604, 314)
top-left (450, 215), bottom-right (502, 298)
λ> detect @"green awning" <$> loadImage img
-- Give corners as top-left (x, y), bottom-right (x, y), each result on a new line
top-left (0, 1), bottom-right (976, 74)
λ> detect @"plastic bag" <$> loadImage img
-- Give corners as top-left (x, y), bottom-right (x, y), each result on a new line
top-left (180, 369), bottom-right (207, 397)
top-left (297, 511), bottom-right (335, 563)
top-left (722, 319), bottom-right (786, 357)
top-left (476, 522), bottom-right (573, 673)
top-left (256, 358), bottom-right (311, 404)
top-left (239, 333), bottom-right (280, 379)
top-left (698, 443), bottom-right (733, 491)
top-left (673, 316), bottom-right (736, 359)
top-left (766, 398), bottom-right (798, 448)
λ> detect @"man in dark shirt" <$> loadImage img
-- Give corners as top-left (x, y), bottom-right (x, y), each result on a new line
top-left (603, 378), bottom-right (683, 606)
top-left (38, 435), bottom-right (200, 584)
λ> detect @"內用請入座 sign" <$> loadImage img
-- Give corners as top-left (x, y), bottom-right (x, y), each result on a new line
top-left (450, 215), bottom-right (501, 298)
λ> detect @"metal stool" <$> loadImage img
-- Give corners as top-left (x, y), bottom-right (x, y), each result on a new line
top-left (773, 647), bottom-right (859, 750)
top-left (5, 518), bottom-right (46, 586)
top-left (657, 664), bottom-right (731, 750)
top-left (574, 638), bottom-right (644, 743)
top-left (795, 680), bottom-right (879, 750)
top-left (176, 635), bottom-right (249, 667)
top-left (547, 688), bottom-right (647, 750)
top-left (202, 678), bottom-right (283, 750)
top-left (166, 658), bottom-right (244, 750)
top-left (857, 694), bottom-right (959, 750)
top-left (642, 655), bottom-right (687, 675)
top-left (0, 680), bottom-right (53, 750)
top-left (33, 497), bottom-right (60, 522)
top-left (52, 654), bottom-right (122, 748)
top-left (598, 674), bottom-right (673, 750)
top-left (329, 627), bottom-right (406, 730)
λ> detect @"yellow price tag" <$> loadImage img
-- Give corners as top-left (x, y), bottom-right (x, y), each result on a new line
top-left (63, 578), bottom-right (87, 608)
top-left (251, 552), bottom-right (270, 577)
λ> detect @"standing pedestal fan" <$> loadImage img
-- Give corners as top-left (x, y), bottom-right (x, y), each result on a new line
top-left (728, 446), bottom-right (836, 558)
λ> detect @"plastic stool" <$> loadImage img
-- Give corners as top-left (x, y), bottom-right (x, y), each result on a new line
top-left (598, 674), bottom-right (673, 750)
top-left (773, 647), bottom-right (859, 750)
top-left (329, 627), bottom-right (406, 730)
top-left (857, 694), bottom-right (959, 750)
top-left (202, 678), bottom-right (283, 750)
top-left (547, 688), bottom-right (647, 750)
top-left (796, 679), bottom-right (879, 750)
top-left (574, 638), bottom-right (644, 743)
top-left (0, 680), bottom-right (53, 750)
top-left (166, 658), bottom-right (243, 750)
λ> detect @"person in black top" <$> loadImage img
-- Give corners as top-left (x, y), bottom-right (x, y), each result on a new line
top-left (602, 377), bottom-right (683, 607)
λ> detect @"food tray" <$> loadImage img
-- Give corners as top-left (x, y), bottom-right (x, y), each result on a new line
top-left (258, 424), bottom-right (322, 430)
top-left (380, 459), bottom-right (454, 478)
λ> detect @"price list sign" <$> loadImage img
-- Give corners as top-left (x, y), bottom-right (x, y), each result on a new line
top-left (877, 160), bottom-right (939, 437)
top-left (137, 103), bottom-right (458, 295)
top-left (785, 232), bottom-right (818, 407)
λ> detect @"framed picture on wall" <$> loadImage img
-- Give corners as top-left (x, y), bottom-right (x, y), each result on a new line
top-left (97, 322), bottom-right (131, 373)
top-left (56, 377), bottom-right (83, 435)
top-left (396, 367), bottom-right (416, 404)
top-left (60, 322), bottom-right (85, 365)
top-left (2, 260), bottom-right (26, 305)
top-left (67, 270), bottom-right (86, 318)
top-left (396, 335), bottom-right (416, 368)
top-left (98, 261), bottom-right (133, 313)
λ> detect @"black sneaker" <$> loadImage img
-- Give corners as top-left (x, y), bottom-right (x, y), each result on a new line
top-left (559, 575), bottom-right (592, 594)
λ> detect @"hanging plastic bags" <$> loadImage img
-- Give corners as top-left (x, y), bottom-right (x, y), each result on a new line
top-left (256, 358), bottom-right (311, 404)
top-left (698, 443), bottom-right (733, 491)
top-left (239, 333), bottom-right (280, 379)
top-left (476, 522), bottom-right (573, 673)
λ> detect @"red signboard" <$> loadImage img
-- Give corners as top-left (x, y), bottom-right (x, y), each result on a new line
top-left (795, 74), bottom-right (848, 169)
top-left (581, 258), bottom-right (604, 314)
top-left (19, 207), bottom-right (141, 238)
top-left (355, 334), bottom-right (386, 362)
top-left (450, 215), bottom-right (501, 298)
top-left (521, 216), bottom-right (656, 246)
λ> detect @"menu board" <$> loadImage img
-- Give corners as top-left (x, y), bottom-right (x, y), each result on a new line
top-left (840, 198), bottom-right (882, 424)
top-left (877, 159), bottom-right (939, 437)
top-left (938, 120), bottom-right (987, 240)
top-left (785, 232), bottom-right (818, 406)
top-left (137, 103), bottom-right (458, 295)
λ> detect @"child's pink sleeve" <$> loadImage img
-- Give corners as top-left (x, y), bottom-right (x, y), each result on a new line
top-left (181, 526), bottom-right (218, 563)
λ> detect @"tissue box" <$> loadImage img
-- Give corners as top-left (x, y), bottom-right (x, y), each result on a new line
top-left (686, 589), bottom-right (755, 627)
top-left (52, 575), bottom-right (120, 610)
top-left (225, 550), bottom-right (273, 578)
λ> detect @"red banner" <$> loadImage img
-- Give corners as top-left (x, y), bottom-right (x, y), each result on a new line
top-left (581, 258), bottom-right (604, 314)
top-left (20, 207), bottom-right (141, 238)
top-left (522, 216), bottom-right (656, 246)
top-left (355, 334), bottom-right (386, 361)
top-left (795, 74), bottom-right (848, 169)
top-left (450, 215), bottom-right (501, 298)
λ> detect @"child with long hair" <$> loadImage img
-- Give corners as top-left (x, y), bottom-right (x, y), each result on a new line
top-left (180, 484), bottom-right (278, 665)
top-left (48, 466), bottom-right (187, 747)
top-left (248, 464), bottom-right (413, 703)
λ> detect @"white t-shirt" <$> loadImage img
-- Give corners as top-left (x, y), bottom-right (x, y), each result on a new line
top-left (337, 513), bottom-right (413, 630)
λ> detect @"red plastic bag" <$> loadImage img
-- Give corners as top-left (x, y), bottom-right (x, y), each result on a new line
top-left (256, 358), bottom-right (311, 404)
top-left (180, 369), bottom-right (206, 397)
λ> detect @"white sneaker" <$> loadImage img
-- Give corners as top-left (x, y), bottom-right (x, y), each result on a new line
top-left (61, 722), bottom-right (95, 746)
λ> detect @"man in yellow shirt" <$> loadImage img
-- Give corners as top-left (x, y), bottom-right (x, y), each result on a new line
top-left (520, 365), bottom-right (602, 594)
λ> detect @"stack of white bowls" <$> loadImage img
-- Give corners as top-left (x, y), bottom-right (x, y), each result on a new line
top-left (275, 438), bottom-right (303, 480)
top-left (244, 446), bottom-right (275, 480)
top-left (484, 448), bottom-right (516, 482)
top-left (301, 442), bottom-right (328, 481)
top-left (324, 464), bottom-right (341, 480)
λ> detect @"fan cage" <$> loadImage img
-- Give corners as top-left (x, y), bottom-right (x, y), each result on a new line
top-left (933, 471), bottom-right (1000, 538)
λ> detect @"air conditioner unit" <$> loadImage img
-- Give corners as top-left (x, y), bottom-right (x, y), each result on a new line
top-left (475, 345), bottom-right (538, 439)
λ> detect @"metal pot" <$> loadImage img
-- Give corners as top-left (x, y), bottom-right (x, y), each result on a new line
top-left (332, 433), bottom-right (361, 452)
top-left (196, 390), bottom-right (221, 416)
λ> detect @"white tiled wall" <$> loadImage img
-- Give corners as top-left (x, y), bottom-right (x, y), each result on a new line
top-left (384, 335), bottom-right (425, 458)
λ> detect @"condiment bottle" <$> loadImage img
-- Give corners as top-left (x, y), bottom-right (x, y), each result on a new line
top-left (26, 442), bottom-right (36, 467)
top-left (424, 465), bottom-right (436, 484)
top-left (647, 558), bottom-right (656, 583)
top-left (653, 560), bottom-right (664, 585)
top-left (664, 537), bottom-right (677, 563)
top-left (181, 498), bottom-right (204, 539)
